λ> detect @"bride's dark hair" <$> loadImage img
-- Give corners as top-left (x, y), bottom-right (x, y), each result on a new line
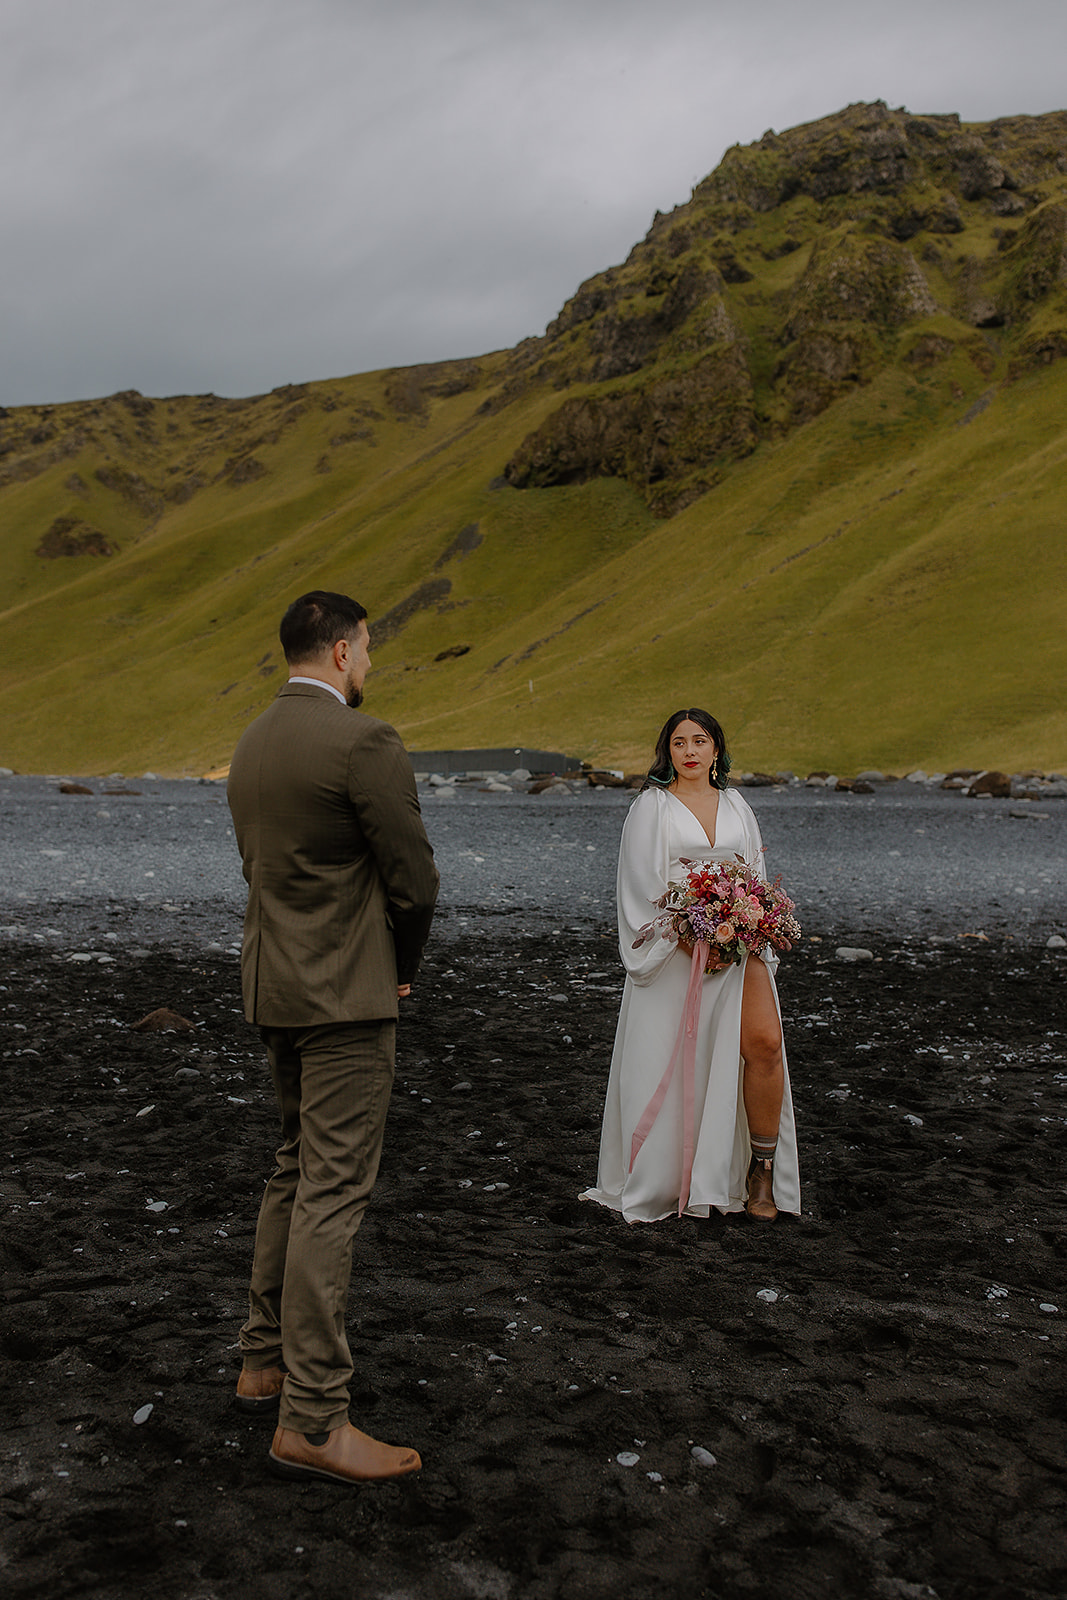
top-left (643, 707), bottom-right (731, 791)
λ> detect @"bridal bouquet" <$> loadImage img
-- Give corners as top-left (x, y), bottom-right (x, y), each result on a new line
top-left (633, 855), bottom-right (801, 971)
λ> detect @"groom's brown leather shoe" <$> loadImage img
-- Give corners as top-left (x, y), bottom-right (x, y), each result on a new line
top-left (745, 1159), bottom-right (778, 1222)
top-left (234, 1365), bottom-right (286, 1414)
top-left (269, 1423), bottom-right (421, 1484)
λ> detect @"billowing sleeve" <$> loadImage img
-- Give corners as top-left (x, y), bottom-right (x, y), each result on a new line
top-left (729, 790), bottom-right (779, 973)
top-left (616, 790), bottom-right (678, 986)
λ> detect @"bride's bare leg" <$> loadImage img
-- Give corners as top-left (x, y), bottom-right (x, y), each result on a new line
top-left (740, 957), bottom-right (784, 1138)
top-left (740, 958), bottom-right (784, 1220)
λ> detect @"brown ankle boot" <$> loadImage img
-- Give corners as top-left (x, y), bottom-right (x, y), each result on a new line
top-left (746, 1158), bottom-right (777, 1222)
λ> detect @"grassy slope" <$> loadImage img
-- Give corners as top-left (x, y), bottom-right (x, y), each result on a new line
top-left (375, 357), bottom-right (1066, 776)
top-left (1, 120), bottom-right (1065, 776)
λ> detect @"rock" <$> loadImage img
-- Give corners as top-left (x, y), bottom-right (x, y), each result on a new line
top-left (965, 770), bottom-right (1011, 798)
top-left (431, 785), bottom-right (457, 800)
top-left (855, 770), bottom-right (887, 783)
top-left (904, 770), bottom-right (928, 783)
top-left (482, 781), bottom-right (512, 793)
top-left (529, 776), bottom-right (575, 795)
top-left (1047, 935), bottom-right (1066, 949)
top-left (805, 771), bottom-right (831, 786)
top-left (503, 343), bottom-right (759, 517)
top-left (173, 1067), bottom-right (202, 1080)
top-left (509, 768), bottom-right (532, 782)
top-left (756, 1289), bottom-right (778, 1303)
top-left (690, 1446), bottom-right (718, 1467)
top-left (132, 1404), bottom-right (154, 1425)
top-left (428, 773), bottom-right (450, 786)
top-left (59, 781), bottom-right (93, 795)
top-left (851, 780), bottom-right (876, 794)
top-left (616, 1451), bottom-right (640, 1467)
top-left (131, 1007), bottom-right (195, 1033)
top-left (836, 947), bottom-right (875, 963)
top-left (0, 768), bottom-right (14, 778)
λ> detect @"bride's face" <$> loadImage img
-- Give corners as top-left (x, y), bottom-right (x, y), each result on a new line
top-left (670, 720), bottom-right (717, 784)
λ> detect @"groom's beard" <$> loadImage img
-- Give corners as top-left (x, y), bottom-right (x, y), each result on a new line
top-left (345, 676), bottom-right (363, 708)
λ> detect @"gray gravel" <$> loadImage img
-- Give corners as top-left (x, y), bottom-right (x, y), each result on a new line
top-left (0, 774), bottom-right (1063, 950)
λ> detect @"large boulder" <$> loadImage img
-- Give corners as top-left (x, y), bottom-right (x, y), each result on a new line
top-left (965, 770), bottom-right (1011, 798)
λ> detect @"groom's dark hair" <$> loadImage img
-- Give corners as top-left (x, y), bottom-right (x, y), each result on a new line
top-left (280, 591), bottom-right (368, 664)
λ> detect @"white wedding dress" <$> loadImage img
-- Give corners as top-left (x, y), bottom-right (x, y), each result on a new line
top-left (581, 785), bottom-right (801, 1222)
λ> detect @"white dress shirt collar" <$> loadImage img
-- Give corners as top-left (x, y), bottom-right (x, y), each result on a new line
top-left (287, 675), bottom-right (347, 705)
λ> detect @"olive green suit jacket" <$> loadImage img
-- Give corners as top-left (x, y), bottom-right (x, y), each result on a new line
top-left (227, 682), bottom-right (439, 1025)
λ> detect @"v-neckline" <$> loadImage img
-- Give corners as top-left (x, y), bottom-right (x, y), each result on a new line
top-left (665, 786), bottom-right (720, 850)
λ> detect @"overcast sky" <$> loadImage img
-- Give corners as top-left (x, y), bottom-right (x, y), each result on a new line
top-left (3, 0), bottom-right (1065, 407)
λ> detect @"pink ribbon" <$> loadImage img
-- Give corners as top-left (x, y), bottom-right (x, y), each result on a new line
top-left (629, 940), bottom-right (707, 1217)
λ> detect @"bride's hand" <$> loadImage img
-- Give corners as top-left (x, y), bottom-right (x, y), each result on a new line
top-left (677, 935), bottom-right (728, 972)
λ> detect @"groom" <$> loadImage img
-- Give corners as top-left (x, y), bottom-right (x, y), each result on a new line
top-left (227, 590), bottom-right (438, 1484)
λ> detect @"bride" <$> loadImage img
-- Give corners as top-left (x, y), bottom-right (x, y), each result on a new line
top-left (581, 708), bottom-right (801, 1223)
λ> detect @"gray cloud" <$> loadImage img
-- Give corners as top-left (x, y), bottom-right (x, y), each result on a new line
top-left (2, 0), bottom-right (1065, 404)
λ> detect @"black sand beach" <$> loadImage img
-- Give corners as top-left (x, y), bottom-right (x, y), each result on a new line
top-left (2, 781), bottom-right (1065, 1599)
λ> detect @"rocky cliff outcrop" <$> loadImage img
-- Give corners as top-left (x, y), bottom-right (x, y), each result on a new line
top-left (499, 102), bottom-right (1067, 514)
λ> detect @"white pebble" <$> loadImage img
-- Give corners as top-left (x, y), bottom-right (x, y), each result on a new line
top-left (616, 1451), bottom-right (640, 1467)
top-left (836, 947), bottom-right (874, 963)
top-left (1039, 1303), bottom-right (1058, 1314)
top-left (132, 1404), bottom-right (154, 1425)
top-left (903, 1113), bottom-right (923, 1127)
top-left (647, 1471), bottom-right (663, 1483)
top-left (145, 1200), bottom-right (168, 1212)
top-left (690, 1446), bottom-right (717, 1467)
top-left (756, 1289), bottom-right (778, 1303)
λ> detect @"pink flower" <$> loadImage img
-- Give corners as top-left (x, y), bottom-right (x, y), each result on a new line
top-left (714, 921), bottom-right (736, 944)
top-left (734, 896), bottom-right (762, 929)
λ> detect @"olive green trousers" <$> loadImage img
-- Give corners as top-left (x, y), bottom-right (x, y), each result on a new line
top-left (240, 1019), bottom-right (396, 1434)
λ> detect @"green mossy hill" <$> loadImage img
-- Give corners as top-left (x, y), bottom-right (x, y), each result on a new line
top-left (501, 101), bottom-right (1067, 515)
top-left (0, 103), bottom-right (1065, 777)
